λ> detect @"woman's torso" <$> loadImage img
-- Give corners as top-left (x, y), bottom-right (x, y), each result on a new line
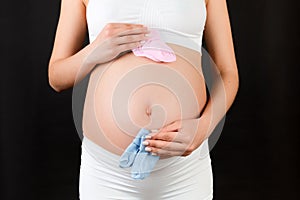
top-left (82, 0), bottom-right (207, 156)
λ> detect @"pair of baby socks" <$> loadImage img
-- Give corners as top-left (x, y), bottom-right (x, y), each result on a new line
top-left (119, 128), bottom-right (160, 180)
top-left (132, 29), bottom-right (176, 62)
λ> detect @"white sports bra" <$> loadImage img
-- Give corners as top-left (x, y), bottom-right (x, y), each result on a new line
top-left (86, 0), bottom-right (207, 54)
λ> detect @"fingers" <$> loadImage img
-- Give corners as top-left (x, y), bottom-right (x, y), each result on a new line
top-left (143, 137), bottom-right (193, 158)
top-left (116, 41), bottom-right (143, 53)
top-left (143, 139), bottom-right (184, 151)
top-left (108, 24), bottom-right (150, 52)
top-left (116, 26), bottom-right (150, 37)
top-left (104, 23), bottom-right (145, 34)
top-left (115, 32), bottom-right (149, 45)
top-left (115, 27), bottom-right (149, 49)
top-left (152, 149), bottom-right (185, 159)
top-left (148, 147), bottom-right (190, 159)
top-left (143, 128), bottom-right (194, 158)
top-left (144, 140), bottom-right (193, 158)
top-left (148, 131), bottom-right (184, 143)
top-left (141, 120), bottom-right (201, 159)
top-left (108, 22), bottom-right (145, 29)
top-left (105, 23), bottom-right (148, 38)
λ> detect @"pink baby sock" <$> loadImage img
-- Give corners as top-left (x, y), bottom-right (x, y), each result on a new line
top-left (132, 29), bottom-right (176, 62)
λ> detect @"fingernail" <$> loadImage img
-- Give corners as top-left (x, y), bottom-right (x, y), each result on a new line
top-left (151, 129), bottom-right (159, 133)
top-left (140, 40), bottom-right (146, 44)
top-left (145, 135), bottom-right (152, 139)
top-left (145, 147), bottom-right (151, 152)
top-left (151, 152), bottom-right (158, 156)
top-left (142, 141), bottom-right (149, 145)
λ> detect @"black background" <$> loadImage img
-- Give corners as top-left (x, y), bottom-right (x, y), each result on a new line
top-left (1, 0), bottom-right (299, 199)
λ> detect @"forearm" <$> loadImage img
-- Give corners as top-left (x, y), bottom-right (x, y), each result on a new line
top-left (200, 68), bottom-right (239, 138)
top-left (48, 42), bottom-right (97, 92)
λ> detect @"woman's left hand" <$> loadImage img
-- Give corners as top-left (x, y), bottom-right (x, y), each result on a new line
top-left (143, 117), bottom-right (209, 159)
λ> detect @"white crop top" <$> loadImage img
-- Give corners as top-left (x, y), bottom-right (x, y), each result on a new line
top-left (86, 0), bottom-right (207, 54)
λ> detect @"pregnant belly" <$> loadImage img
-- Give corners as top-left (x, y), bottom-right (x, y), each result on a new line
top-left (82, 43), bottom-right (207, 156)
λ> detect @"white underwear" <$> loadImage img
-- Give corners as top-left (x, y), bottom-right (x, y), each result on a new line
top-left (79, 136), bottom-right (213, 200)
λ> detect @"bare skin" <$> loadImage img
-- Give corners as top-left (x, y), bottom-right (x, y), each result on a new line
top-left (48, 0), bottom-right (239, 159)
top-left (82, 42), bottom-right (207, 156)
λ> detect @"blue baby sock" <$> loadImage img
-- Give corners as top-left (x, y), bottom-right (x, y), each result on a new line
top-left (119, 128), bottom-right (150, 168)
top-left (119, 128), bottom-right (160, 180)
top-left (130, 134), bottom-right (160, 180)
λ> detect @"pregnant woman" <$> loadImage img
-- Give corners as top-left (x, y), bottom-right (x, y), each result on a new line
top-left (48, 0), bottom-right (239, 199)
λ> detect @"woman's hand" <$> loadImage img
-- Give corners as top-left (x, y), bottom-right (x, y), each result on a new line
top-left (84, 23), bottom-right (150, 65)
top-left (143, 117), bottom-right (210, 159)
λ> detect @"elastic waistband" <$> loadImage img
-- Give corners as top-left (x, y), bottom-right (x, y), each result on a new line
top-left (82, 136), bottom-right (123, 163)
top-left (82, 136), bottom-right (210, 170)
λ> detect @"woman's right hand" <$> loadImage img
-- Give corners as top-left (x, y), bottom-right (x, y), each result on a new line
top-left (85, 23), bottom-right (150, 65)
